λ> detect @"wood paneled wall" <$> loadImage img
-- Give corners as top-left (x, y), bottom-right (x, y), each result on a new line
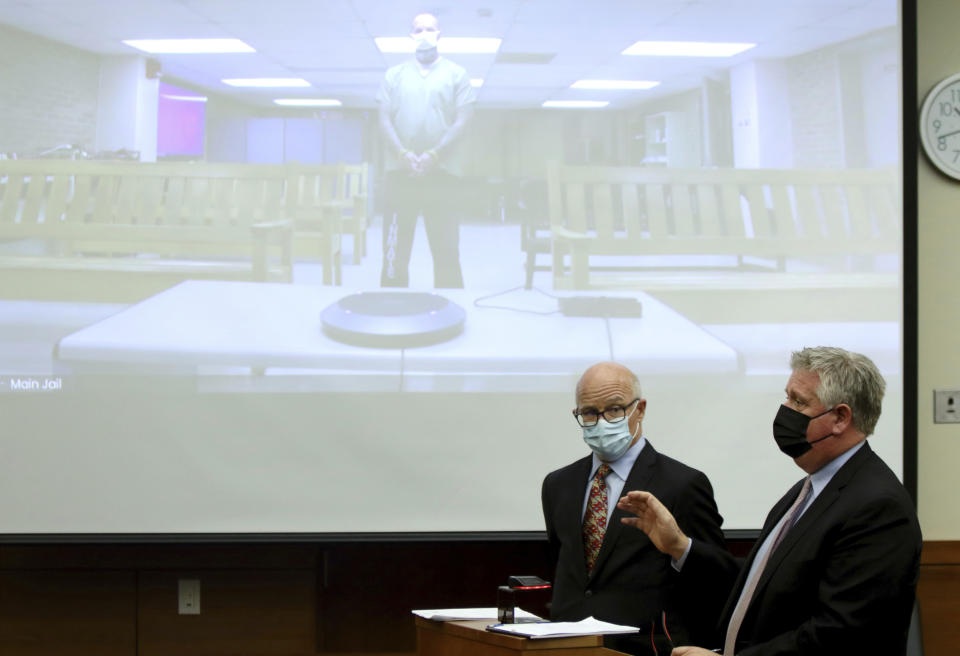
top-left (0, 540), bottom-right (955, 656)
top-left (0, 540), bottom-right (551, 656)
top-left (917, 541), bottom-right (960, 656)
top-left (0, 544), bottom-right (320, 656)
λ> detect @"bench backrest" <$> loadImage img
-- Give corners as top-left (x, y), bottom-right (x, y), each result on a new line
top-left (546, 162), bottom-right (899, 256)
top-left (285, 163), bottom-right (368, 213)
top-left (0, 161), bottom-right (291, 231)
top-left (0, 160), bottom-right (367, 264)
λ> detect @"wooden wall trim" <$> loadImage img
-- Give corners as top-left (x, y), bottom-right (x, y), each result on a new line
top-left (921, 541), bottom-right (960, 565)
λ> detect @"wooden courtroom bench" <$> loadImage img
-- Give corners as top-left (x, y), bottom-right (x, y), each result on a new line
top-left (0, 160), bottom-right (342, 302)
top-left (287, 162), bottom-right (368, 262)
top-left (542, 162), bottom-right (899, 306)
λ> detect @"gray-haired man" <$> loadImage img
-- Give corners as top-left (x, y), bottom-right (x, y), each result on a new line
top-left (619, 347), bottom-right (921, 656)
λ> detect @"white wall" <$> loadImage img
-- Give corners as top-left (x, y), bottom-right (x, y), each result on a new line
top-left (95, 56), bottom-right (158, 162)
top-left (731, 60), bottom-right (794, 168)
top-left (0, 24), bottom-right (99, 156)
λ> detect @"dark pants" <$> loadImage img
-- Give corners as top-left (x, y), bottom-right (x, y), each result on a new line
top-left (380, 170), bottom-right (463, 288)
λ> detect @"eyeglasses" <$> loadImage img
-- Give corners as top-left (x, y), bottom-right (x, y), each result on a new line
top-left (572, 398), bottom-right (640, 427)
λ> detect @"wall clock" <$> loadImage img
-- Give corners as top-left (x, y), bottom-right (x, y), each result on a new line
top-left (920, 72), bottom-right (960, 180)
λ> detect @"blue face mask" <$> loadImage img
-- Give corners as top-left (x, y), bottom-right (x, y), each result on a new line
top-left (582, 404), bottom-right (639, 462)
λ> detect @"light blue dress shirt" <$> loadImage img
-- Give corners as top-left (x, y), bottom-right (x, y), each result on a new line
top-left (581, 436), bottom-right (647, 528)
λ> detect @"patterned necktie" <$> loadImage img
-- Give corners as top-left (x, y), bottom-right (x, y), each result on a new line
top-left (723, 476), bottom-right (813, 656)
top-left (582, 463), bottom-right (611, 574)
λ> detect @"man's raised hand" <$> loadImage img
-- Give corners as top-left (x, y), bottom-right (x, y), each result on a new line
top-left (618, 490), bottom-right (690, 560)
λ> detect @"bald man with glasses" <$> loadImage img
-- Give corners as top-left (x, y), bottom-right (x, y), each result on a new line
top-left (541, 361), bottom-right (725, 656)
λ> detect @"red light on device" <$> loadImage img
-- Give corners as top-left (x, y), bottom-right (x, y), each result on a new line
top-left (506, 575), bottom-right (551, 590)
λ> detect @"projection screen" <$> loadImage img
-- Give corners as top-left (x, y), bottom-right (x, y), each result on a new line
top-left (0, 0), bottom-right (905, 537)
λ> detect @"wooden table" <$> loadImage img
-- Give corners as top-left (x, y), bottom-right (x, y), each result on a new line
top-left (415, 618), bottom-right (629, 656)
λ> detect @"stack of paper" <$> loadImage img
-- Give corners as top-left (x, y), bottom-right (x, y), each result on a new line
top-left (412, 607), bottom-right (542, 622)
top-left (486, 616), bottom-right (639, 639)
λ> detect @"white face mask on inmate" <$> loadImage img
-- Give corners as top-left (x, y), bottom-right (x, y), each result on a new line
top-left (582, 403), bottom-right (639, 462)
top-left (412, 31), bottom-right (438, 51)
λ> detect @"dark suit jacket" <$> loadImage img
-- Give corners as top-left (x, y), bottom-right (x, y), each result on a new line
top-left (542, 440), bottom-right (725, 650)
top-left (683, 442), bottom-right (922, 656)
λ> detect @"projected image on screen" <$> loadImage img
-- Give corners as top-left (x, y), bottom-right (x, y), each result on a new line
top-left (0, 0), bottom-right (903, 535)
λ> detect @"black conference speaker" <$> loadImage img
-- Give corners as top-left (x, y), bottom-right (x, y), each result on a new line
top-left (321, 291), bottom-right (466, 348)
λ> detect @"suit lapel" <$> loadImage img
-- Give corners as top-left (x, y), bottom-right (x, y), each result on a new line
top-left (718, 481), bottom-right (800, 625)
top-left (752, 483), bottom-right (838, 597)
top-left (560, 456), bottom-right (593, 585)
top-left (569, 457), bottom-right (593, 533)
top-left (587, 442), bottom-right (658, 581)
top-left (746, 444), bottom-right (874, 612)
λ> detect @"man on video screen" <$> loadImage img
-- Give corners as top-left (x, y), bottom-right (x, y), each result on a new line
top-left (376, 12), bottom-right (476, 288)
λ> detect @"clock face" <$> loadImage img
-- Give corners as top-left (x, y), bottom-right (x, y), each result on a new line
top-left (920, 73), bottom-right (960, 180)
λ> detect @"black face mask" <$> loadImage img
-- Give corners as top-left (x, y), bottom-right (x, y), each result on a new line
top-left (773, 404), bottom-right (836, 458)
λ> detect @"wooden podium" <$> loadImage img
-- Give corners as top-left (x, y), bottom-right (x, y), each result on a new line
top-left (415, 617), bottom-right (630, 656)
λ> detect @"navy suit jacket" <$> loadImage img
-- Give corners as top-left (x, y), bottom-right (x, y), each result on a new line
top-left (542, 440), bottom-right (725, 648)
top-left (683, 442), bottom-right (922, 656)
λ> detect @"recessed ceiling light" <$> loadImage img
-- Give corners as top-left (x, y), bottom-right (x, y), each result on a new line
top-left (571, 80), bottom-right (659, 90)
top-left (122, 39), bottom-right (256, 54)
top-left (223, 78), bottom-right (310, 88)
top-left (161, 94), bottom-right (208, 102)
top-left (622, 41), bottom-right (755, 57)
top-left (375, 37), bottom-right (502, 54)
top-left (273, 98), bottom-right (342, 107)
top-left (542, 100), bottom-right (609, 109)
top-left (470, 78), bottom-right (484, 88)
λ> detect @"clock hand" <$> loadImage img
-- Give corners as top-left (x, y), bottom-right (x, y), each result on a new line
top-left (937, 128), bottom-right (960, 140)
top-left (954, 107), bottom-right (960, 118)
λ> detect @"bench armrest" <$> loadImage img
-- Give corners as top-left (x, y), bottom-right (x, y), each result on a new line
top-left (251, 218), bottom-right (293, 231)
top-left (551, 225), bottom-right (592, 240)
top-left (250, 219), bottom-right (293, 243)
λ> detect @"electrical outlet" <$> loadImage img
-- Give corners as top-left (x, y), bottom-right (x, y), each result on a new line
top-left (933, 389), bottom-right (960, 423)
top-left (178, 578), bottom-right (200, 615)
